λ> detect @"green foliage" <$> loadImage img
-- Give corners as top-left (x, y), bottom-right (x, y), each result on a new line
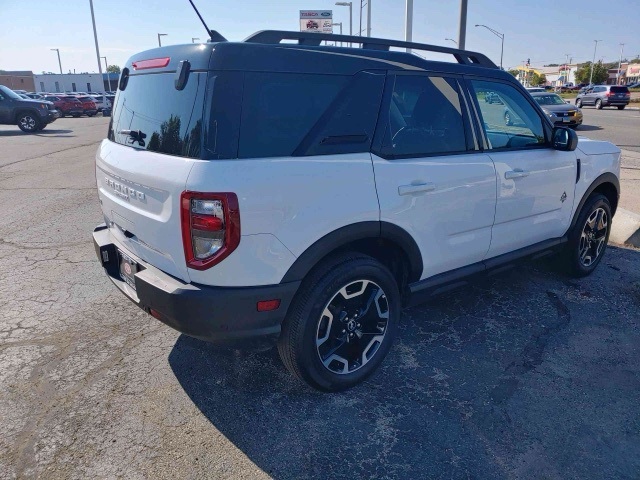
top-left (106, 65), bottom-right (121, 74)
top-left (530, 73), bottom-right (547, 86)
top-left (575, 61), bottom-right (608, 84)
top-left (507, 69), bottom-right (519, 77)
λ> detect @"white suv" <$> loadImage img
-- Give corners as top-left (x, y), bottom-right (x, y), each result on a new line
top-left (93, 31), bottom-right (621, 391)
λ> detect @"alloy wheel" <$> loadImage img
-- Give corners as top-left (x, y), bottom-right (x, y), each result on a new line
top-left (315, 280), bottom-right (389, 375)
top-left (19, 115), bottom-right (36, 131)
top-left (579, 207), bottom-right (608, 267)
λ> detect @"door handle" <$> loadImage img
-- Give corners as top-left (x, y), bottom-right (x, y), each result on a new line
top-left (504, 169), bottom-right (530, 179)
top-left (398, 182), bottom-right (436, 196)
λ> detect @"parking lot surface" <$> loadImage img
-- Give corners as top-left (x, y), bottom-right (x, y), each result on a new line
top-left (1, 117), bottom-right (639, 479)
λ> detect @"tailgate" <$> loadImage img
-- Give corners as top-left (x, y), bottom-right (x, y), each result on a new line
top-left (96, 140), bottom-right (195, 282)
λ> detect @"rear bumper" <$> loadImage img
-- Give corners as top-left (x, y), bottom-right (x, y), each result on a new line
top-left (603, 99), bottom-right (630, 106)
top-left (93, 224), bottom-right (300, 346)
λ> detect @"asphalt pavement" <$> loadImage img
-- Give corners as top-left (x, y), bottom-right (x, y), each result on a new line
top-left (1, 117), bottom-right (639, 479)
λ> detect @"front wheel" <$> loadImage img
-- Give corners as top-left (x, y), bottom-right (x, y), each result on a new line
top-left (504, 111), bottom-right (512, 126)
top-left (563, 194), bottom-right (611, 277)
top-left (278, 253), bottom-right (400, 392)
top-left (575, 99), bottom-right (582, 108)
top-left (17, 112), bottom-right (41, 133)
top-left (596, 99), bottom-right (603, 110)
top-left (618, 105), bottom-right (625, 110)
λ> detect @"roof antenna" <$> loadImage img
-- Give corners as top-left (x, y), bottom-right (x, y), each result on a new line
top-left (187, 0), bottom-right (227, 42)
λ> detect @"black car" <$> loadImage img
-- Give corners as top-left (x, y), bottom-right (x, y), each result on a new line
top-left (0, 85), bottom-right (60, 132)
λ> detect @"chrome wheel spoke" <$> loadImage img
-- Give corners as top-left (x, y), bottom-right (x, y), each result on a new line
top-left (579, 207), bottom-right (608, 268)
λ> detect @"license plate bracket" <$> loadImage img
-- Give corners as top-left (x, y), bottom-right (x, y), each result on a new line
top-left (118, 250), bottom-right (137, 290)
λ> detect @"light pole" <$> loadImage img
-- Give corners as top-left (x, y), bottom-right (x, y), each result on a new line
top-left (332, 22), bottom-right (343, 46)
top-left (366, 0), bottom-right (371, 37)
top-left (445, 38), bottom-right (458, 46)
top-left (475, 24), bottom-right (504, 69)
top-left (618, 43), bottom-right (625, 85)
top-left (158, 33), bottom-right (168, 47)
top-left (335, 2), bottom-right (352, 46)
top-left (458, 0), bottom-right (468, 49)
top-left (192, 37), bottom-right (200, 43)
top-left (50, 48), bottom-right (63, 74)
top-left (405, 0), bottom-right (413, 53)
top-left (589, 40), bottom-right (602, 86)
top-left (88, 0), bottom-right (103, 77)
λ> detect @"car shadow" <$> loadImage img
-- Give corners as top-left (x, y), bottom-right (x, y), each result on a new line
top-left (0, 129), bottom-right (74, 137)
top-left (168, 246), bottom-right (640, 478)
top-left (575, 124), bottom-right (603, 131)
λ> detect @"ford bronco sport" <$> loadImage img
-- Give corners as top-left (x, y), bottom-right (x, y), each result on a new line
top-left (94, 31), bottom-right (621, 392)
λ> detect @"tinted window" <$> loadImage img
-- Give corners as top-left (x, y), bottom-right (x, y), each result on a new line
top-left (471, 80), bottom-right (545, 150)
top-left (611, 86), bottom-right (628, 93)
top-left (108, 72), bottom-right (205, 159)
top-left (381, 75), bottom-right (467, 157)
top-left (0, 85), bottom-right (21, 100)
top-left (238, 73), bottom-right (347, 158)
top-left (297, 71), bottom-right (386, 156)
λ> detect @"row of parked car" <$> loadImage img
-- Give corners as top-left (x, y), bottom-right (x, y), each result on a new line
top-left (0, 86), bottom-right (116, 132)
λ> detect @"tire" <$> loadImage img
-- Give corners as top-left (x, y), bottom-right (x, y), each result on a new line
top-left (278, 253), bottom-right (400, 392)
top-left (504, 111), bottom-right (512, 126)
top-left (596, 99), bottom-right (603, 110)
top-left (575, 99), bottom-right (582, 108)
top-left (87, 112), bottom-right (95, 117)
top-left (618, 105), bottom-right (625, 110)
top-left (563, 194), bottom-right (611, 277)
top-left (17, 112), bottom-right (41, 133)
top-left (72, 113), bottom-right (81, 118)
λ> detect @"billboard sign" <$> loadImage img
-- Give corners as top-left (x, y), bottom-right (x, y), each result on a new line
top-left (300, 10), bottom-right (333, 33)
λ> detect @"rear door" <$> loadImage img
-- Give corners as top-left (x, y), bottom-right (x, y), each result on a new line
top-left (97, 68), bottom-right (206, 282)
top-left (468, 79), bottom-right (577, 258)
top-left (371, 73), bottom-right (497, 279)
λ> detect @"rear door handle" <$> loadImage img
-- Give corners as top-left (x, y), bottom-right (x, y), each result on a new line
top-left (504, 169), bottom-right (530, 179)
top-left (398, 182), bottom-right (436, 196)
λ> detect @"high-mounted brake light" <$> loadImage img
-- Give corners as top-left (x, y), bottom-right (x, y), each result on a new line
top-left (132, 57), bottom-right (170, 70)
top-left (180, 192), bottom-right (240, 270)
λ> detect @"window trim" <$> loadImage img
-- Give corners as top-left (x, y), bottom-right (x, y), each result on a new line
top-left (463, 75), bottom-right (554, 153)
top-left (371, 71), bottom-right (478, 161)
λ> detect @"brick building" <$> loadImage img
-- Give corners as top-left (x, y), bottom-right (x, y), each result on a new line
top-left (0, 71), bottom-right (36, 92)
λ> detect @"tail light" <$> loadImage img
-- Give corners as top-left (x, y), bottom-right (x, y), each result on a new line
top-left (180, 191), bottom-right (240, 270)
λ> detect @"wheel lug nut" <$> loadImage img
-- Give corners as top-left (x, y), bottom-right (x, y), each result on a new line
top-left (341, 329), bottom-right (346, 333)
top-left (357, 323), bottom-right (361, 327)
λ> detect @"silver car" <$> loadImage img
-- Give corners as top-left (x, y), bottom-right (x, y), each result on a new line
top-left (505, 92), bottom-right (583, 129)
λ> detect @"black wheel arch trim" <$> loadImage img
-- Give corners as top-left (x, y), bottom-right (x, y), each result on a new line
top-left (569, 172), bottom-right (619, 230)
top-left (15, 109), bottom-right (40, 122)
top-left (280, 221), bottom-right (423, 284)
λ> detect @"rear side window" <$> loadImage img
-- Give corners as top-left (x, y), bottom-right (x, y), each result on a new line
top-left (108, 72), bottom-right (205, 158)
top-left (238, 73), bottom-right (347, 158)
top-left (610, 86), bottom-right (628, 93)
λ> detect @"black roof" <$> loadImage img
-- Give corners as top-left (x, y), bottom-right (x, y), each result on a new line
top-left (124, 30), bottom-right (512, 81)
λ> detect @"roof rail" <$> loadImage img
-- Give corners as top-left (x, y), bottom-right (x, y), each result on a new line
top-left (243, 30), bottom-right (497, 69)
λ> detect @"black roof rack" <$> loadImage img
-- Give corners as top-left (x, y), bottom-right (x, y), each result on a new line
top-left (243, 30), bottom-right (497, 69)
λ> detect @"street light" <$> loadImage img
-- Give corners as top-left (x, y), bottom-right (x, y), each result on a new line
top-left (445, 38), bottom-right (458, 46)
top-left (192, 37), bottom-right (200, 43)
top-left (405, 0), bottom-right (413, 53)
top-left (158, 33), bottom-right (168, 47)
top-left (475, 24), bottom-right (504, 69)
top-left (50, 48), bottom-right (63, 74)
top-left (589, 40), bottom-right (602, 86)
top-left (617, 43), bottom-right (625, 85)
top-left (332, 22), bottom-right (343, 46)
top-left (89, 0), bottom-right (103, 77)
top-left (335, 2), bottom-right (353, 46)
top-left (101, 56), bottom-right (114, 92)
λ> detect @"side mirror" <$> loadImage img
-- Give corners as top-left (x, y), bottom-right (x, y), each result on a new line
top-left (553, 127), bottom-right (578, 151)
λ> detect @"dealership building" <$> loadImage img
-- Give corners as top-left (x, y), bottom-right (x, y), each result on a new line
top-left (33, 72), bottom-right (119, 93)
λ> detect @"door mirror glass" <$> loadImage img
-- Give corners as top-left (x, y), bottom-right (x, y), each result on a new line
top-left (553, 127), bottom-right (578, 151)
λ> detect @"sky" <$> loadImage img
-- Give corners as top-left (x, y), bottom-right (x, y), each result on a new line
top-left (1, 0), bottom-right (639, 74)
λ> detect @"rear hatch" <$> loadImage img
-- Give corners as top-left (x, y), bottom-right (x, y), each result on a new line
top-left (610, 86), bottom-right (630, 101)
top-left (97, 46), bottom-right (209, 282)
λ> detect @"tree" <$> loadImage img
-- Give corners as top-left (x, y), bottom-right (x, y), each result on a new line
top-left (507, 69), bottom-right (519, 77)
top-left (574, 61), bottom-right (608, 84)
top-left (530, 73), bottom-right (547, 86)
top-left (106, 65), bottom-right (121, 74)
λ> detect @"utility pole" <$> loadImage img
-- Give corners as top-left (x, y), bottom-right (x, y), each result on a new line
top-left (589, 40), bottom-right (602, 86)
top-left (51, 49), bottom-right (63, 74)
top-left (366, 0), bottom-right (371, 37)
top-left (359, 0), bottom-right (363, 36)
top-left (88, 0), bottom-right (103, 77)
top-left (618, 43), bottom-right (625, 85)
top-left (457, 0), bottom-right (468, 49)
top-left (405, 0), bottom-right (413, 52)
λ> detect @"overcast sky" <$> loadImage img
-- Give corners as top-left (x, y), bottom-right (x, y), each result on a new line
top-left (1, 0), bottom-right (638, 74)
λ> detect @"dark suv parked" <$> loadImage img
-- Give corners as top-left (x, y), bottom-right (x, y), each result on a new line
top-left (576, 85), bottom-right (630, 110)
top-left (0, 85), bottom-right (60, 132)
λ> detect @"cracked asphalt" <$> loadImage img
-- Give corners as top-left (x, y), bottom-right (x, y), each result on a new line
top-left (1, 117), bottom-right (640, 479)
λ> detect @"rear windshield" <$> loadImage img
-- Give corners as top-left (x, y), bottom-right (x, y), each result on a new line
top-left (610, 86), bottom-right (629, 93)
top-left (108, 72), bottom-right (205, 159)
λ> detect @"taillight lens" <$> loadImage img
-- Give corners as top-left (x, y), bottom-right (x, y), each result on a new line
top-left (180, 192), bottom-right (240, 270)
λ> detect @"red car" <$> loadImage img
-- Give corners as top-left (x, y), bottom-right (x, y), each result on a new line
top-left (44, 95), bottom-right (84, 117)
top-left (77, 96), bottom-right (98, 117)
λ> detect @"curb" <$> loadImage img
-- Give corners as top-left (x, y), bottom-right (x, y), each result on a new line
top-left (610, 208), bottom-right (640, 248)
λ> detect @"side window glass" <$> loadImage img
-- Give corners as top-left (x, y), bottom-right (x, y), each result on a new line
top-left (381, 75), bottom-right (467, 157)
top-left (471, 80), bottom-right (546, 150)
top-left (238, 73), bottom-right (346, 159)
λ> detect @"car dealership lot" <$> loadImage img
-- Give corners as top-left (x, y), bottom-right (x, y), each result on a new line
top-left (1, 116), bottom-right (639, 478)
